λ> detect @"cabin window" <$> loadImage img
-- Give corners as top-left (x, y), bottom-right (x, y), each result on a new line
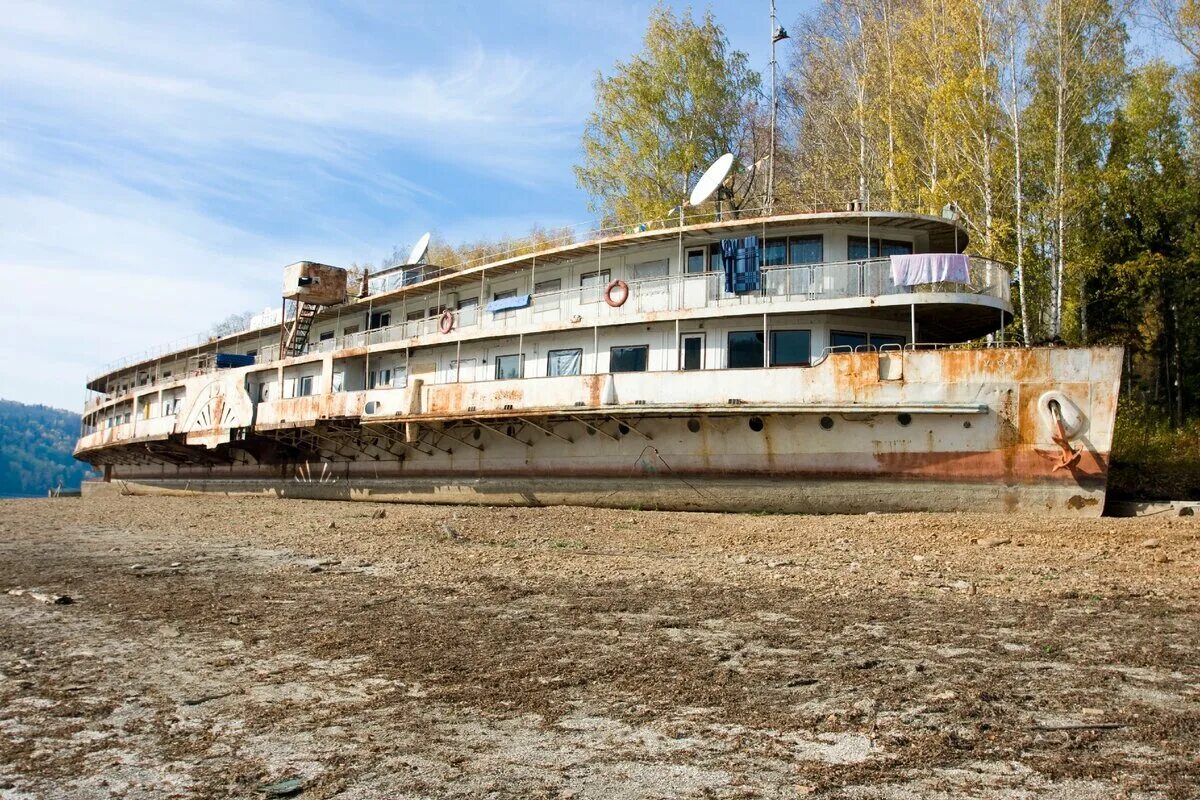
top-left (342, 325), bottom-right (359, 336)
top-left (451, 359), bottom-right (476, 382)
top-left (580, 269), bottom-right (610, 303)
top-left (727, 331), bottom-right (764, 368)
top-left (848, 236), bottom-right (914, 259)
top-left (332, 371), bottom-right (344, 392)
top-left (686, 248), bottom-right (708, 274)
top-left (368, 310), bottom-right (391, 330)
top-left (546, 348), bottom-right (582, 377)
top-left (406, 309), bottom-right (426, 322)
top-left (831, 331), bottom-right (868, 350)
top-left (457, 296), bottom-right (479, 325)
top-left (763, 238), bottom-right (788, 267)
top-left (534, 278), bottom-right (562, 311)
top-left (244, 350), bottom-right (257, 358)
top-left (871, 333), bottom-right (906, 349)
top-left (296, 375), bottom-right (315, 397)
top-left (770, 330), bottom-right (812, 366)
top-left (368, 369), bottom-right (392, 389)
top-left (318, 331), bottom-right (334, 342)
top-left (630, 259), bottom-right (669, 294)
top-left (789, 235), bottom-right (824, 264)
top-left (495, 353), bottom-right (523, 380)
top-left (610, 345), bottom-right (649, 373)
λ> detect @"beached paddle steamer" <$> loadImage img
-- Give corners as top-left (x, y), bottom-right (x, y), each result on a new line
top-left (75, 209), bottom-right (1121, 514)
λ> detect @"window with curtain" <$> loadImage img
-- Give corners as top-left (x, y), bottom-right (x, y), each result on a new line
top-left (580, 269), bottom-right (610, 303)
top-left (546, 348), bottom-right (582, 377)
top-left (631, 259), bottom-right (669, 294)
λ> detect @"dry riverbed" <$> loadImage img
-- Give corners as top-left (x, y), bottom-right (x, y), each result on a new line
top-left (0, 496), bottom-right (1198, 799)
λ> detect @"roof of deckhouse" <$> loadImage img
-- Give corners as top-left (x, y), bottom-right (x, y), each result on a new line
top-left (87, 210), bottom-right (970, 390)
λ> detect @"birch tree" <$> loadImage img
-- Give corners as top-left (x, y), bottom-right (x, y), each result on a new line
top-left (575, 7), bottom-right (761, 224)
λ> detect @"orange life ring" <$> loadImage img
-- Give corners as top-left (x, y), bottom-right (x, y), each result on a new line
top-left (604, 279), bottom-right (630, 308)
top-left (438, 309), bottom-right (455, 334)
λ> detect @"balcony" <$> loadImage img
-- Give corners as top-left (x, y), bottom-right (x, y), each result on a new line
top-left (256, 256), bottom-right (1009, 364)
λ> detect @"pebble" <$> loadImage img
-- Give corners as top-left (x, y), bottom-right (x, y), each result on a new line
top-left (129, 563), bottom-right (145, 570)
top-left (308, 565), bottom-right (324, 573)
top-left (1140, 538), bottom-right (1159, 549)
top-left (977, 536), bottom-right (1011, 548)
top-left (1154, 553), bottom-right (1171, 564)
top-left (371, 509), bottom-right (387, 519)
top-left (169, 562), bottom-right (182, 568)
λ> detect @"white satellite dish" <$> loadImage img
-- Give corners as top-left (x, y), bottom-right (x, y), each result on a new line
top-left (406, 231), bottom-right (431, 265)
top-left (689, 153), bottom-right (734, 207)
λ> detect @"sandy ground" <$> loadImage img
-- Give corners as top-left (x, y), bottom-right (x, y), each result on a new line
top-left (0, 496), bottom-right (1198, 799)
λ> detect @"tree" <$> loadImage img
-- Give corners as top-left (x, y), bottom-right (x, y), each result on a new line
top-left (1089, 61), bottom-right (1199, 421)
top-left (575, 6), bottom-right (761, 224)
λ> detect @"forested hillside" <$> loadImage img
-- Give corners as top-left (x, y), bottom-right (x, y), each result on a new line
top-left (0, 399), bottom-right (94, 497)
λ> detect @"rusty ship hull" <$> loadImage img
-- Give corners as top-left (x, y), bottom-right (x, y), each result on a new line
top-left (77, 346), bottom-right (1123, 515)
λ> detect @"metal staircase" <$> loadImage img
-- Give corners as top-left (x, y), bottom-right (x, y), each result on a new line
top-left (282, 301), bottom-right (320, 357)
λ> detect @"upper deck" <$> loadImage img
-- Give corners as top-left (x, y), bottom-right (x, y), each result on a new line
top-left (81, 210), bottom-right (1009, 421)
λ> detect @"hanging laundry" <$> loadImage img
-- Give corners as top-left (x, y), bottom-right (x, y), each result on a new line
top-left (720, 236), bottom-right (761, 294)
top-left (890, 253), bottom-right (970, 287)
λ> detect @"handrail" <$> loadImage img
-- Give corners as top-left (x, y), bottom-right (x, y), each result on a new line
top-left (88, 254), bottom-right (1010, 386)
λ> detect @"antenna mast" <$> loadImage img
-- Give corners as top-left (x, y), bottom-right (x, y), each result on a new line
top-left (768, 1), bottom-right (789, 214)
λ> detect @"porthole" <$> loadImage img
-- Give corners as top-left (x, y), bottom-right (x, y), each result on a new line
top-left (963, 420), bottom-right (972, 429)
top-left (748, 416), bottom-right (764, 432)
top-left (820, 416), bottom-right (834, 430)
top-left (687, 418), bottom-right (701, 433)
top-left (472, 428), bottom-right (481, 441)
top-left (618, 423), bottom-right (630, 435)
top-left (897, 413), bottom-right (912, 427)
top-left (586, 426), bottom-right (596, 436)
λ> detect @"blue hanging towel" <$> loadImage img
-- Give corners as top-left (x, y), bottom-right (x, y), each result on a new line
top-left (721, 236), bottom-right (760, 294)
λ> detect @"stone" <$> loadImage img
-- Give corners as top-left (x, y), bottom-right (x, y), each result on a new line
top-left (371, 508), bottom-right (387, 519)
top-left (1181, 506), bottom-right (1195, 517)
top-left (129, 564), bottom-right (145, 570)
top-left (1141, 538), bottom-right (1160, 549)
top-left (327, 521), bottom-right (337, 529)
top-left (977, 536), bottom-right (1010, 548)
top-left (169, 562), bottom-right (182, 568)
top-left (1154, 553), bottom-right (1171, 564)
top-left (308, 565), bottom-right (324, 573)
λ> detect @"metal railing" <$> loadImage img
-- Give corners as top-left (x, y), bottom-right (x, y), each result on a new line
top-left (90, 255), bottom-right (1009, 392)
top-left (271, 256), bottom-right (1010, 361)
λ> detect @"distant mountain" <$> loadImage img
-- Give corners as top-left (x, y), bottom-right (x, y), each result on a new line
top-left (0, 399), bottom-right (96, 497)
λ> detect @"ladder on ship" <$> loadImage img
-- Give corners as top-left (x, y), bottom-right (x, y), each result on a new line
top-left (282, 301), bottom-right (320, 357)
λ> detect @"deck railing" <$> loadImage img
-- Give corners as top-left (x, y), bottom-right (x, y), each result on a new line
top-left (92, 256), bottom-right (1010, 394)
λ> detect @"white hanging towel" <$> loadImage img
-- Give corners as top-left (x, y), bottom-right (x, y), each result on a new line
top-left (890, 253), bottom-right (970, 287)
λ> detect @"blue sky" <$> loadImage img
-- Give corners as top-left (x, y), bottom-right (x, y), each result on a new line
top-left (0, 0), bottom-right (807, 410)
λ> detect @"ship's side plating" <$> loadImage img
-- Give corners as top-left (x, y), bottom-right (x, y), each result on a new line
top-left (76, 345), bottom-right (1122, 515)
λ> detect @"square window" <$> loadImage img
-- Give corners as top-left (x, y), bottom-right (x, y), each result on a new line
top-left (770, 330), bottom-right (811, 366)
top-left (727, 331), bottom-right (764, 369)
top-left (580, 269), bottom-right (610, 302)
top-left (297, 375), bottom-right (315, 397)
top-left (686, 248), bottom-right (707, 274)
top-left (609, 345), bottom-right (649, 373)
top-left (342, 325), bottom-right (359, 336)
top-left (495, 353), bottom-right (523, 380)
top-left (368, 311), bottom-right (391, 330)
top-left (546, 348), bottom-right (582, 377)
top-left (318, 331), bottom-right (334, 342)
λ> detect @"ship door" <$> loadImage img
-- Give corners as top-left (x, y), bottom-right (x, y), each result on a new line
top-left (680, 332), bottom-right (705, 370)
